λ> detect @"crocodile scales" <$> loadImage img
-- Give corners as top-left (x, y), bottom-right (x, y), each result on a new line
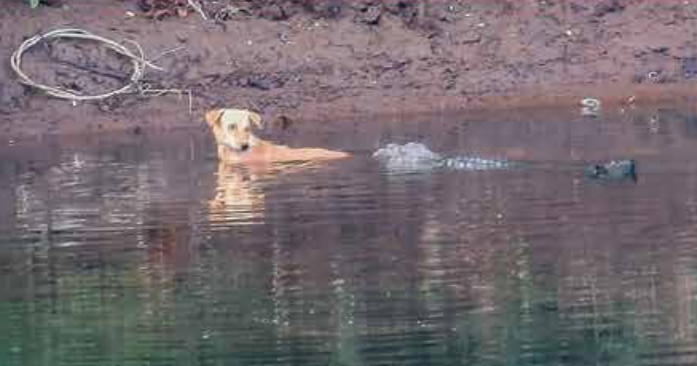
top-left (373, 142), bottom-right (515, 172)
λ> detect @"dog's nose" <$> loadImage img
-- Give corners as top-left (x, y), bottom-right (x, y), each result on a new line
top-left (240, 143), bottom-right (250, 151)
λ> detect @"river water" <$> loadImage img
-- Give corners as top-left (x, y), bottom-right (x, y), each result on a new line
top-left (2, 105), bottom-right (697, 366)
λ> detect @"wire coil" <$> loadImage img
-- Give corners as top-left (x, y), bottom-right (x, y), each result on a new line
top-left (10, 28), bottom-right (164, 101)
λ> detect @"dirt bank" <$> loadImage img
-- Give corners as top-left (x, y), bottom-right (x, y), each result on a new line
top-left (1, 0), bottom-right (697, 138)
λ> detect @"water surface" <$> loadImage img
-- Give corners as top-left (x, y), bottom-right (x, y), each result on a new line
top-left (2, 105), bottom-right (697, 366)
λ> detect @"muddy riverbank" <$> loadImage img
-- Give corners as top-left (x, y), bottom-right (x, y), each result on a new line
top-left (1, 0), bottom-right (697, 138)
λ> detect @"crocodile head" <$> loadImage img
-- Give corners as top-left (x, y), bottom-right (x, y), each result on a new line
top-left (584, 160), bottom-right (637, 182)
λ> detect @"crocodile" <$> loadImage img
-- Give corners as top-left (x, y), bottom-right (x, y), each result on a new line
top-left (373, 142), bottom-right (637, 182)
top-left (372, 143), bottom-right (514, 172)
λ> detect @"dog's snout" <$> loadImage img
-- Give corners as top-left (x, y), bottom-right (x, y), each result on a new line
top-left (240, 143), bottom-right (250, 151)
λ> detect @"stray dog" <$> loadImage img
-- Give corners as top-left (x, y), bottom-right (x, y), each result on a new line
top-left (205, 108), bottom-right (350, 165)
top-left (205, 108), bottom-right (349, 222)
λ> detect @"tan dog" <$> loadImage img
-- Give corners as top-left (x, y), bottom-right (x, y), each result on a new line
top-left (205, 108), bottom-right (350, 165)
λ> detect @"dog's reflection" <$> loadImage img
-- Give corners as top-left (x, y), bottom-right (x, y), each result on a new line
top-left (208, 163), bottom-right (268, 224)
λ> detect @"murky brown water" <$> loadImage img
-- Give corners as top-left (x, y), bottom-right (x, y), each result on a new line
top-left (3, 105), bottom-right (697, 366)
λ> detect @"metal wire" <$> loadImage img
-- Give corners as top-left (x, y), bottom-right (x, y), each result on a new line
top-left (10, 28), bottom-right (164, 101)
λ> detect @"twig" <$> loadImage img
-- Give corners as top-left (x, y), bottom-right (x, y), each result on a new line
top-left (51, 58), bottom-right (130, 82)
top-left (139, 84), bottom-right (193, 114)
top-left (151, 45), bottom-right (186, 63)
top-left (187, 0), bottom-right (208, 21)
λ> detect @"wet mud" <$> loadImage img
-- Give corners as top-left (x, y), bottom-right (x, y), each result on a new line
top-left (1, 0), bottom-right (697, 138)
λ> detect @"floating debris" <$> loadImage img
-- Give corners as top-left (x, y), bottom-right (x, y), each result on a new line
top-left (682, 57), bottom-right (697, 79)
top-left (581, 98), bottom-right (601, 117)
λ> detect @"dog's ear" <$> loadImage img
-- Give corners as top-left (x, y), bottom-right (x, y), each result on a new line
top-left (206, 109), bottom-right (225, 127)
top-left (248, 112), bottom-right (263, 130)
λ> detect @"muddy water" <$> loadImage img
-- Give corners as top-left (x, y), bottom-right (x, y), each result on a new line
top-left (3, 105), bottom-right (697, 366)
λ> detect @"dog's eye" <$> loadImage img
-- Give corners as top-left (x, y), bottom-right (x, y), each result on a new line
top-left (228, 124), bottom-right (237, 131)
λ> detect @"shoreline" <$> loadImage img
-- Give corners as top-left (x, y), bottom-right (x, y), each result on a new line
top-left (2, 1), bottom-right (696, 138)
top-left (3, 81), bottom-right (696, 140)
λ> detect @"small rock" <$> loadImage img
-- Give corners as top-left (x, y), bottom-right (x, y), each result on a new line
top-left (260, 4), bottom-right (287, 21)
top-left (650, 46), bottom-right (670, 54)
top-left (274, 115), bottom-right (294, 130)
top-left (646, 70), bottom-right (668, 83)
top-left (245, 75), bottom-right (285, 91)
top-left (310, 0), bottom-right (342, 18)
top-left (40, 0), bottom-right (63, 7)
top-left (357, 5), bottom-right (382, 25)
top-left (570, 3), bottom-right (589, 13)
top-left (594, 0), bottom-right (626, 17)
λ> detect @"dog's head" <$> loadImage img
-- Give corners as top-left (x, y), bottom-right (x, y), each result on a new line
top-left (205, 109), bottom-right (264, 152)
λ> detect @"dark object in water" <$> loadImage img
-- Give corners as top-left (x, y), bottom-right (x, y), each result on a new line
top-left (584, 160), bottom-right (637, 182)
top-left (682, 57), bottom-right (697, 79)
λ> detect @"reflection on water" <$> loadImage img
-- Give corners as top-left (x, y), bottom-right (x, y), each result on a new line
top-left (3, 104), bottom-right (697, 365)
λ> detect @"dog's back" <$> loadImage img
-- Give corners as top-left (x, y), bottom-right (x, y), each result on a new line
top-left (228, 142), bottom-right (350, 164)
top-left (206, 108), bottom-right (350, 166)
